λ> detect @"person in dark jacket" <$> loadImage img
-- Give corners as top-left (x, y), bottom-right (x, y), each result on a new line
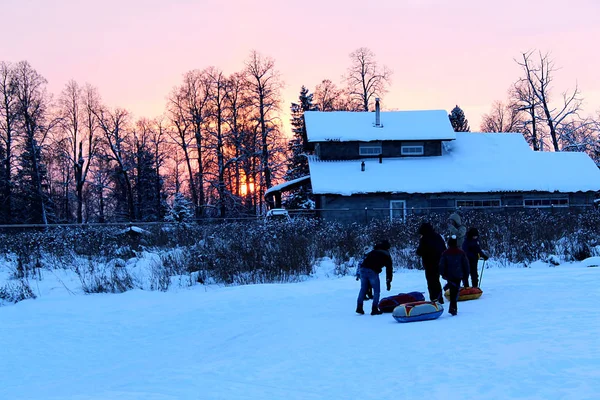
top-left (416, 222), bottom-right (447, 303)
top-left (356, 239), bottom-right (393, 315)
top-left (439, 235), bottom-right (470, 316)
top-left (462, 228), bottom-right (489, 288)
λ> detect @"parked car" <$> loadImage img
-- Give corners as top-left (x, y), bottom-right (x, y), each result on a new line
top-left (265, 208), bottom-right (291, 222)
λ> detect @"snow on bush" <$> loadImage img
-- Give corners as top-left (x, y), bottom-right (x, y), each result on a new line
top-left (1, 208), bottom-right (599, 304)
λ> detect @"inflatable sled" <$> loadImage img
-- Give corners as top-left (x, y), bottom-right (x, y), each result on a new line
top-left (444, 287), bottom-right (483, 301)
top-left (378, 292), bottom-right (425, 313)
top-left (392, 301), bottom-right (444, 323)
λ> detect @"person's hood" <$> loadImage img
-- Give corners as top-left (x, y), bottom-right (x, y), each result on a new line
top-left (466, 227), bottom-right (479, 239)
top-left (418, 222), bottom-right (434, 235)
top-left (449, 213), bottom-right (462, 226)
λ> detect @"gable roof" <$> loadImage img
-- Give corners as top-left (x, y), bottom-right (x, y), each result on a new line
top-left (307, 132), bottom-right (600, 195)
top-left (303, 110), bottom-right (456, 142)
top-left (265, 176), bottom-right (311, 196)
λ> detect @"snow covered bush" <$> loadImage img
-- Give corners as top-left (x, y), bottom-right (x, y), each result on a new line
top-left (1, 208), bottom-right (600, 304)
top-left (0, 279), bottom-right (36, 304)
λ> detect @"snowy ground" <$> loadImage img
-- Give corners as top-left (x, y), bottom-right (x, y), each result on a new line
top-left (1, 259), bottom-right (600, 400)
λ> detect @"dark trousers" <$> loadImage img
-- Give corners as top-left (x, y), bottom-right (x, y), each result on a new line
top-left (447, 279), bottom-right (461, 313)
top-left (425, 267), bottom-right (442, 302)
top-left (357, 268), bottom-right (381, 311)
top-left (466, 258), bottom-right (479, 287)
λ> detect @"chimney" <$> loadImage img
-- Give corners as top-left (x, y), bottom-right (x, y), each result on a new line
top-left (375, 98), bottom-right (381, 127)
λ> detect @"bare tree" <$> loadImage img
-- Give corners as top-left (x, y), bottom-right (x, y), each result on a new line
top-left (244, 50), bottom-right (284, 199)
top-left (344, 47), bottom-right (392, 112)
top-left (313, 79), bottom-right (343, 111)
top-left (181, 69), bottom-right (211, 217)
top-left (93, 107), bottom-right (135, 221)
top-left (516, 51), bottom-right (583, 151)
top-left (511, 79), bottom-right (542, 150)
top-left (0, 61), bottom-right (18, 223)
top-left (56, 80), bottom-right (99, 223)
top-left (223, 72), bottom-right (250, 203)
top-left (205, 67), bottom-right (233, 217)
top-left (13, 61), bottom-right (54, 225)
top-left (166, 87), bottom-right (199, 218)
top-left (480, 100), bottom-right (525, 133)
top-left (557, 118), bottom-right (599, 154)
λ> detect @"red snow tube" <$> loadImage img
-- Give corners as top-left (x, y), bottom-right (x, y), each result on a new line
top-left (378, 292), bottom-right (425, 313)
top-left (444, 287), bottom-right (483, 301)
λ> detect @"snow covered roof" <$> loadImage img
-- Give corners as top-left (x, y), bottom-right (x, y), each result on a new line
top-left (303, 110), bottom-right (456, 142)
top-left (308, 132), bottom-right (600, 195)
top-left (265, 176), bottom-right (311, 196)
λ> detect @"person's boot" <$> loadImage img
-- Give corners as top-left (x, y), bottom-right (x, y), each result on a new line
top-left (356, 305), bottom-right (365, 314)
top-left (437, 293), bottom-right (444, 304)
top-left (449, 308), bottom-right (457, 316)
top-left (371, 306), bottom-right (383, 315)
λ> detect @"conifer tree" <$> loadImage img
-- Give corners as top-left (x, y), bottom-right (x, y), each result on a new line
top-left (448, 105), bottom-right (471, 132)
top-left (165, 192), bottom-right (195, 223)
top-left (14, 136), bottom-right (54, 223)
top-left (284, 86), bottom-right (315, 209)
top-left (134, 146), bottom-right (164, 221)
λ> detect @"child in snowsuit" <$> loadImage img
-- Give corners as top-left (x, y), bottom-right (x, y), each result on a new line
top-left (462, 228), bottom-right (489, 288)
top-left (356, 240), bottom-right (393, 315)
top-left (439, 235), bottom-right (470, 316)
top-left (448, 212), bottom-right (467, 249)
top-left (416, 222), bottom-right (447, 303)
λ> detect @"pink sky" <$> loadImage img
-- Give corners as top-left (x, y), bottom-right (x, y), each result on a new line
top-left (2, 0), bottom-right (599, 134)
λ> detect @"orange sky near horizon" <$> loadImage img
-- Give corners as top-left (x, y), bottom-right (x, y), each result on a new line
top-left (2, 0), bottom-right (599, 136)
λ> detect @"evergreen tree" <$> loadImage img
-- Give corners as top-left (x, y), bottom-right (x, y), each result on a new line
top-left (14, 136), bottom-right (54, 224)
top-left (0, 143), bottom-right (8, 224)
top-left (448, 105), bottom-right (471, 132)
top-left (284, 86), bottom-right (315, 209)
top-left (134, 146), bottom-right (165, 221)
top-left (165, 192), bottom-right (195, 223)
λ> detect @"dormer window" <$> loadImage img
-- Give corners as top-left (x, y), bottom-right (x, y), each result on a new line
top-left (359, 143), bottom-right (382, 156)
top-left (401, 144), bottom-right (424, 156)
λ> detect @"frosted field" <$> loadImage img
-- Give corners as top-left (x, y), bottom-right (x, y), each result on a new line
top-left (1, 259), bottom-right (599, 400)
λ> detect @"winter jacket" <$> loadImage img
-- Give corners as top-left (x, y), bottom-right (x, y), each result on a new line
top-left (416, 222), bottom-right (447, 271)
top-left (462, 236), bottom-right (488, 262)
top-left (439, 247), bottom-right (470, 284)
top-left (448, 213), bottom-right (467, 248)
top-left (361, 248), bottom-right (393, 283)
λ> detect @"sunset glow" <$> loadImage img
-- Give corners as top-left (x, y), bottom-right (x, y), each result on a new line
top-left (1, 0), bottom-right (598, 132)
top-left (240, 182), bottom-right (255, 197)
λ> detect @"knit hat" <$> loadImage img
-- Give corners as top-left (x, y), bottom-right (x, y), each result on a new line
top-left (467, 228), bottom-right (479, 238)
top-left (448, 234), bottom-right (458, 248)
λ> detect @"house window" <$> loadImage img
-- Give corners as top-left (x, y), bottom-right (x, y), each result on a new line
top-left (456, 199), bottom-right (501, 208)
top-left (523, 198), bottom-right (569, 207)
top-left (401, 145), bottom-right (424, 156)
top-left (359, 143), bottom-right (382, 156)
top-left (390, 200), bottom-right (406, 221)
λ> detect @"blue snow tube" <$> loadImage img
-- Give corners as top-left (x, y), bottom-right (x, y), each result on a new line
top-left (392, 301), bottom-right (444, 323)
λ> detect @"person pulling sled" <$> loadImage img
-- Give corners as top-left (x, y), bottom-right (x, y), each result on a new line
top-left (462, 228), bottom-right (489, 288)
top-left (356, 240), bottom-right (393, 315)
